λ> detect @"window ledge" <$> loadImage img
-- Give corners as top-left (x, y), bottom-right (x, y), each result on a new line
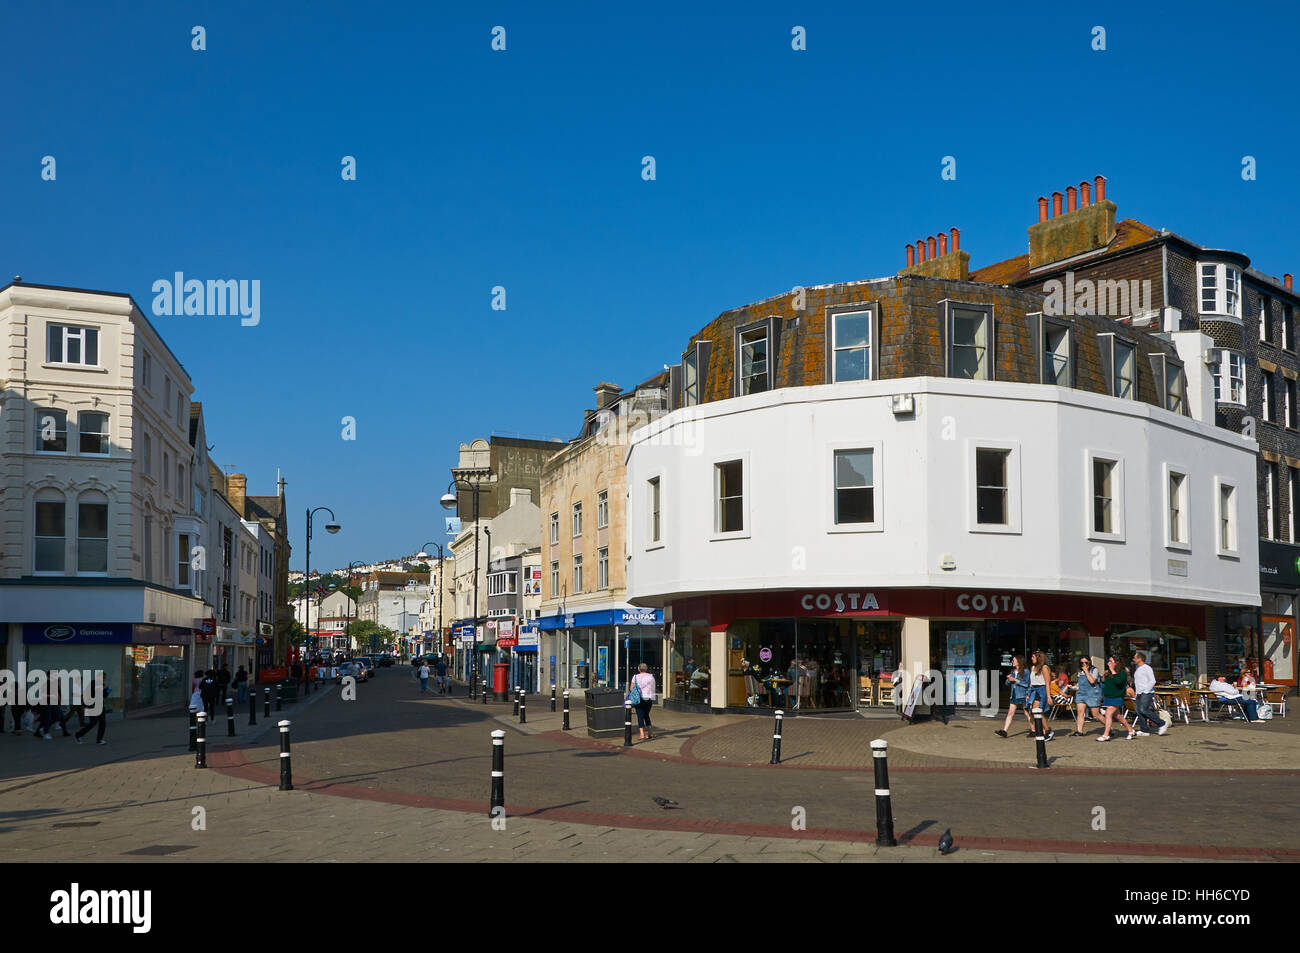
top-left (709, 530), bottom-right (751, 542)
top-left (1216, 551), bottom-right (1241, 560)
top-left (1165, 542), bottom-right (1192, 554)
top-left (1199, 313), bottom-right (1243, 325)
top-left (969, 525), bottom-right (1022, 536)
top-left (41, 362), bottom-right (107, 373)
top-left (828, 523), bottom-right (884, 534)
top-left (644, 542), bottom-right (665, 552)
top-left (1087, 532), bottom-right (1126, 544)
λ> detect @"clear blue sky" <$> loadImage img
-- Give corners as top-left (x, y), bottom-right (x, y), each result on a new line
top-left (4, 0), bottom-right (1296, 569)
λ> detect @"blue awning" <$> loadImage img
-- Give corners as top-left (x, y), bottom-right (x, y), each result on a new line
top-left (537, 608), bottom-right (663, 630)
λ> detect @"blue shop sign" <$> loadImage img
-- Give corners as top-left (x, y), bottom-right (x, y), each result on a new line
top-left (23, 623), bottom-right (133, 644)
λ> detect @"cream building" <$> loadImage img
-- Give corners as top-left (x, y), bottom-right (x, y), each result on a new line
top-left (0, 281), bottom-right (204, 712)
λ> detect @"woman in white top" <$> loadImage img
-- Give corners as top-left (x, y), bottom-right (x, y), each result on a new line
top-left (630, 663), bottom-right (657, 741)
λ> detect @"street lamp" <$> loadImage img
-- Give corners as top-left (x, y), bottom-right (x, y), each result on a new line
top-left (346, 559), bottom-right (365, 657)
top-left (441, 474), bottom-right (491, 691)
top-left (303, 506), bottom-right (341, 665)
top-left (418, 542), bottom-right (446, 657)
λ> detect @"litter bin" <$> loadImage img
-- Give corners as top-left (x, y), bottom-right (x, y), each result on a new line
top-left (280, 680), bottom-right (299, 704)
top-left (585, 688), bottom-right (627, 739)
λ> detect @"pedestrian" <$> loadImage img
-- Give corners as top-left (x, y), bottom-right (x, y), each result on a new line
top-left (191, 669), bottom-right (205, 696)
top-left (217, 665), bottom-right (232, 706)
top-left (418, 660), bottom-right (430, 694)
top-left (1071, 655), bottom-right (1105, 736)
top-left (233, 666), bottom-right (249, 704)
top-left (1130, 651), bottom-right (1168, 736)
top-left (199, 670), bottom-right (218, 717)
top-left (995, 655), bottom-right (1034, 737)
top-left (435, 657), bottom-right (448, 694)
top-left (189, 685), bottom-right (204, 713)
top-left (1098, 654), bottom-right (1136, 741)
top-left (1026, 651), bottom-right (1056, 741)
top-left (629, 663), bottom-right (657, 741)
top-left (75, 682), bottom-right (109, 745)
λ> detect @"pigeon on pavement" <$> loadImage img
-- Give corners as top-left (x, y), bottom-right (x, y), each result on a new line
top-left (652, 797), bottom-right (679, 809)
top-left (938, 828), bottom-right (954, 855)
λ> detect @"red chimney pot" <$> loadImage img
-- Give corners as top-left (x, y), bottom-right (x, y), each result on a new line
top-left (1080, 181), bottom-right (1091, 207)
top-left (928, 236), bottom-right (937, 260)
top-left (916, 240), bottom-right (926, 263)
top-left (938, 233), bottom-right (948, 256)
top-left (950, 227), bottom-right (960, 252)
top-left (1037, 197), bottom-right (1049, 223)
top-left (1094, 175), bottom-right (1106, 203)
top-left (1287, 273), bottom-right (1294, 290)
top-left (1066, 186), bottom-right (1077, 212)
top-left (906, 245), bottom-right (915, 267)
top-left (1052, 192), bottom-right (1063, 217)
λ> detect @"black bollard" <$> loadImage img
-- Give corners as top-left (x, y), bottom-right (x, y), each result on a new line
top-left (770, 709), bottom-right (784, 764)
top-left (249, 689), bottom-right (257, 726)
top-left (188, 706), bottom-right (198, 751)
top-left (1033, 706), bottom-right (1049, 769)
top-left (870, 739), bottom-right (896, 846)
top-left (226, 697), bottom-right (235, 737)
top-left (489, 729), bottom-right (505, 816)
top-left (483, 677), bottom-right (489, 705)
top-left (623, 700), bottom-right (633, 747)
top-left (519, 690), bottom-right (526, 725)
top-left (551, 685), bottom-right (556, 712)
top-left (264, 687), bottom-right (270, 719)
top-left (278, 720), bottom-right (293, 791)
top-left (195, 712), bottom-right (208, 769)
top-left (469, 672), bottom-right (476, 701)
top-left (512, 687), bottom-right (520, 718)
top-left (562, 690), bottom-right (570, 731)
top-left (275, 682), bottom-right (282, 712)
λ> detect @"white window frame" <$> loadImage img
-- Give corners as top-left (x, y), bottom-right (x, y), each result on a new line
top-left (1286, 378), bottom-right (1296, 429)
top-left (710, 453), bottom-right (751, 541)
top-left (549, 512), bottom-right (559, 546)
top-left (1261, 297), bottom-right (1271, 343)
top-left (572, 554), bottom-right (583, 593)
top-left (1215, 479), bottom-right (1238, 558)
top-left (1164, 465), bottom-right (1191, 552)
top-left (571, 502), bottom-right (582, 538)
top-left (34, 497), bottom-right (67, 575)
top-left (830, 308), bottom-right (874, 383)
top-left (1265, 462), bottom-right (1279, 541)
top-left (78, 411), bottom-right (110, 456)
top-left (596, 490), bottom-right (609, 529)
top-left (1042, 318), bottom-right (1072, 387)
top-left (76, 498), bottom-right (109, 576)
top-left (826, 441), bottom-right (883, 534)
top-left (177, 532), bottom-right (192, 589)
top-left (34, 407), bottom-right (68, 454)
top-left (967, 441), bottom-right (1022, 535)
top-left (1113, 340), bottom-right (1136, 400)
top-left (1263, 370), bottom-right (1276, 423)
top-left (1086, 451), bottom-right (1125, 543)
top-left (597, 547), bottom-right (609, 590)
top-left (646, 473), bottom-right (664, 550)
top-left (683, 349), bottom-right (699, 407)
top-left (1290, 468), bottom-right (1300, 545)
top-left (1200, 262), bottom-right (1242, 319)
top-left (549, 560), bottom-right (559, 598)
top-left (947, 304), bottom-right (993, 381)
top-left (487, 571), bottom-right (517, 597)
top-left (46, 323), bottom-right (101, 368)
top-left (737, 324), bottom-right (770, 396)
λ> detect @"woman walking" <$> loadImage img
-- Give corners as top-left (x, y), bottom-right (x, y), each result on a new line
top-left (629, 663), bottom-right (657, 741)
top-left (1026, 651), bottom-right (1056, 741)
top-left (1072, 655), bottom-right (1105, 736)
top-left (1098, 654), bottom-right (1135, 741)
top-left (995, 655), bottom-right (1034, 737)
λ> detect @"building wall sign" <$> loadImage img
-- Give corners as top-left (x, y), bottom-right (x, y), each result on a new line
top-left (23, 623), bottom-right (132, 644)
top-left (798, 592), bottom-right (879, 613)
top-left (954, 592), bottom-right (1026, 614)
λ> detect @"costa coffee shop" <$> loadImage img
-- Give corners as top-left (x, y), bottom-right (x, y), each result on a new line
top-left (665, 588), bottom-right (1208, 713)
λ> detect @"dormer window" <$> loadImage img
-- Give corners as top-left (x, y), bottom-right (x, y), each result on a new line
top-left (737, 325), bottom-right (769, 395)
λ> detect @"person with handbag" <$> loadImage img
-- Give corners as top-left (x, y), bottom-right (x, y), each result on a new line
top-left (628, 663), bottom-right (657, 741)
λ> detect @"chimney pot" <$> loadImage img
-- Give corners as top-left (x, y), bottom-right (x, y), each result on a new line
top-left (950, 227), bottom-right (960, 252)
top-left (906, 244), bottom-right (915, 267)
top-left (1094, 175), bottom-right (1106, 202)
top-left (927, 236), bottom-right (937, 260)
top-left (938, 233), bottom-right (948, 256)
top-left (1287, 273), bottom-right (1294, 290)
top-left (1066, 186), bottom-right (1077, 212)
top-left (1037, 197), bottom-right (1049, 223)
top-left (916, 240), bottom-right (926, 263)
top-left (1080, 181), bottom-right (1091, 207)
top-left (1052, 192), bottom-right (1063, 217)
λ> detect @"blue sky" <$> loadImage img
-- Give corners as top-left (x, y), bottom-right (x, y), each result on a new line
top-left (3, 0), bottom-right (1296, 569)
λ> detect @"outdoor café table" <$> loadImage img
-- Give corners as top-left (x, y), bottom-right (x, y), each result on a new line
top-left (1188, 688), bottom-right (1217, 721)
top-left (765, 677), bottom-right (792, 707)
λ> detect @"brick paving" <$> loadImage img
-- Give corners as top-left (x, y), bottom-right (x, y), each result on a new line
top-left (0, 672), bottom-right (1296, 862)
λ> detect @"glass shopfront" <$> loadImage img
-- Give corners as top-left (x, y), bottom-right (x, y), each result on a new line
top-left (669, 622), bottom-right (712, 703)
top-left (1105, 623), bottom-right (1198, 682)
top-left (929, 619), bottom-right (1090, 708)
top-left (1262, 593), bottom-right (1295, 686)
top-left (724, 617), bottom-right (902, 710)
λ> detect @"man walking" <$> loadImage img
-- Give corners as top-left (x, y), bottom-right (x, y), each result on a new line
top-left (199, 670), bottom-right (218, 717)
top-left (435, 657), bottom-right (448, 695)
top-left (418, 660), bottom-right (430, 694)
top-left (1131, 652), bottom-right (1167, 736)
top-left (75, 682), bottom-right (109, 745)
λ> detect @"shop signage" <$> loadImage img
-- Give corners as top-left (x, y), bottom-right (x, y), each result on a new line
top-left (496, 620), bottom-right (517, 647)
top-left (518, 627), bottom-right (539, 648)
top-left (954, 592), bottom-right (1025, 614)
top-left (799, 592), bottom-right (880, 612)
top-left (216, 628), bottom-right (255, 645)
top-left (759, 647), bottom-right (773, 662)
top-left (23, 623), bottom-right (132, 644)
top-left (618, 609), bottom-right (661, 625)
top-left (565, 614), bottom-right (575, 627)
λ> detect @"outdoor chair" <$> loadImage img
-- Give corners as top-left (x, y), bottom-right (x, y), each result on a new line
top-left (1263, 687), bottom-right (1287, 718)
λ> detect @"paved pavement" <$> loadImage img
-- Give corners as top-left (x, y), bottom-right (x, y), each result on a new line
top-left (0, 671), bottom-right (1294, 862)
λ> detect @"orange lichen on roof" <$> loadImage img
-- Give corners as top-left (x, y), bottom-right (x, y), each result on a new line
top-left (970, 219), bottom-right (1161, 285)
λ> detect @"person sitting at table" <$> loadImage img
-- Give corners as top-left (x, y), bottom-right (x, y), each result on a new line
top-left (1209, 674), bottom-right (1262, 722)
top-left (683, 657), bottom-right (696, 680)
top-left (1238, 669), bottom-right (1256, 692)
top-left (690, 665), bottom-right (709, 685)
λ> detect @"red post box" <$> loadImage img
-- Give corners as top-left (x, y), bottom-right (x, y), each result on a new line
top-left (493, 663), bottom-right (509, 702)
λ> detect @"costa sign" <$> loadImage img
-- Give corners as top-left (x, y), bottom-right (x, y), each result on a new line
top-left (800, 592), bottom-right (880, 612)
top-left (956, 592), bottom-right (1026, 613)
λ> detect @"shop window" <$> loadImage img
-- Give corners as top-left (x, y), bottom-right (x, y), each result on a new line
top-left (1108, 625), bottom-right (1197, 683)
top-left (669, 622), bottom-right (712, 703)
top-left (34, 408), bottom-right (68, 453)
top-left (714, 459), bottom-right (744, 534)
top-left (833, 448), bottom-right (876, 526)
top-left (34, 497), bottom-right (66, 573)
top-left (1216, 481), bottom-right (1238, 556)
top-left (1166, 469), bottom-right (1189, 548)
top-left (76, 497), bottom-right (109, 574)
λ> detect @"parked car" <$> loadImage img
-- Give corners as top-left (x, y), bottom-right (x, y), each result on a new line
top-left (377, 655), bottom-right (394, 667)
top-left (354, 658), bottom-right (375, 681)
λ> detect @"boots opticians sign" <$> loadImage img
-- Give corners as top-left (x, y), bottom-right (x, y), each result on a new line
top-left (955, 592), bottom-right (1026, 614)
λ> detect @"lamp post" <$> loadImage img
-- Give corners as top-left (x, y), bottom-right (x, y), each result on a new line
top-left (418, 542), bottom-right (446, 657)
top-left (303, 507), bottom-right (341, 667)
top-left (345, 560), bottom-right (365, 658)
top-left (441, 475), bottom-right (491, 692)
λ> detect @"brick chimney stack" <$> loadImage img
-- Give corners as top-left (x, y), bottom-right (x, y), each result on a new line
top-left (228, 473), bottom-right (247, 517)
top-left (594, 382), bottom-right (622, 410)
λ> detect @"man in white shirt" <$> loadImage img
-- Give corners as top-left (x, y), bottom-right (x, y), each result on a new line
top-left (1208, 674), bottom-right (1261, 722)
top-left (1131, 652), bottom-right (1168, 736)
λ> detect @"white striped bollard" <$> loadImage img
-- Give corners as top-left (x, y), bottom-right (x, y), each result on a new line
top-left (551, 685), bottom-right (556, 712)
top-left (249, 689), bottom-right (257, 725)
top-left (623, 699), bottom-right (633, 747)
top-left (770, 710), bottom-right (784, 764)
top-left (483, 676), bottom-right (489, 704)
top-left (519, 690), bottom-right (526, 725)
top-left (226, 697), bottom-right (235, 737)
top-left (870, 739), bottom-right (896, 846)
top-left (195, 712), bottom-right (208, 769)
top-left (1032, 706), bottom-right (1049, 769)
top-left (278, 720), bottom-right (293, 790)
top-left (263, 687), bottom-right (270, 718)
top-left (562, 690), bottom-right (570, 730)
top-left (512, 687), bottom-right (520, 717)
top-left (188, 706), bottom-right (198, 751)
top-left (489, 729), bottom-right (505, 815)
top-left (275, 682), bottom-right (282, 711)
